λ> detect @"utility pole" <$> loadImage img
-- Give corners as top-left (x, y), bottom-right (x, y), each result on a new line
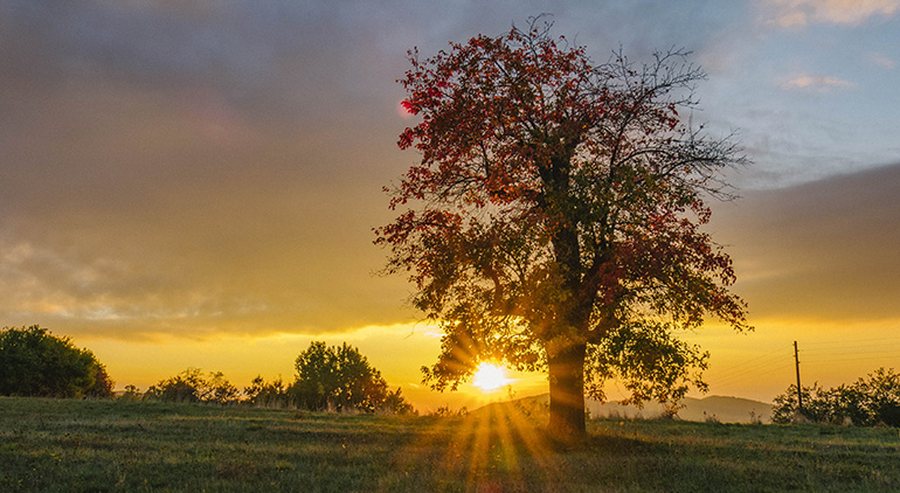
top-left (793, 340), bottom-right (803, 416)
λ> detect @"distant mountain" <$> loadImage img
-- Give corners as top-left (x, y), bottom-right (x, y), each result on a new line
top-left (473, 394), bottom-right (773, 424)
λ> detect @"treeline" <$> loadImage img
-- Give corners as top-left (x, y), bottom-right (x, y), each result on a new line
top-left (772, 368), bottom-right (899, 427)
top-left (0, 326), bottom-right (414, 415)
top-left (136, 342), bottom-right (414, 414)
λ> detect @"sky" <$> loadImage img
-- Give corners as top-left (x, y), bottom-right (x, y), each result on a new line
top-left (1, 0), bottom-right (899, 410)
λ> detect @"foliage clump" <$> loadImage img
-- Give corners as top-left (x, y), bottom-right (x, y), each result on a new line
top-left (243, 375), bottom-right (291, 408)
top-left (772, 368), bottom-right (900, 427)
top-left (144, 368), bottom-right (241, 405)
top-left (291, 341), bottom-right (414, 414)
top-left (0, 325), bottom-right (113, 398)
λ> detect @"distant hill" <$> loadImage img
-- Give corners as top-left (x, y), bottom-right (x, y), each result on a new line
top-left (473, 394), bottom-right (773, 424)
top-left (589, 395), bottom-right (773, 423)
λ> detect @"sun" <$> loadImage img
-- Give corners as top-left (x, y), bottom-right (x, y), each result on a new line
top-left (472, 362), bottom-right (513, 392)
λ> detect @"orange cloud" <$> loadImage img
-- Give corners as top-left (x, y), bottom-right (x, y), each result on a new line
top-left (779, 73), bottom-right (855, 91)
top-left (867, 52), bottom-right (896, 69)
top-left (711, 162), bottom-right (900, 324)
top-left (764, 0), bottom-right (900, 27)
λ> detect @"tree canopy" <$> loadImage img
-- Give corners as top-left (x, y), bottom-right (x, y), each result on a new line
top-left (293, 341), bottom-right (413, 414)
top-left (377, 18), bottom-right (749, 439)
top-left (0, 325), bottom-right (113, 398)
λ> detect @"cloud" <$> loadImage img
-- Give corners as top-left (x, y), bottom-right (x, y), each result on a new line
top-left (711, 162), bottom-right (900, 324)
top-left (779, 73), bottom-right (855, 91)
top-left (0, 0), bottom-right (765, 339)
top-left (0, 1), bottom-right (422, 338)
top-left (2, 0), bottom-right (893, 341)
top-left (867, 52), bottom-right (897, 69)
top-left (763, 0), bottom-right (900, 27)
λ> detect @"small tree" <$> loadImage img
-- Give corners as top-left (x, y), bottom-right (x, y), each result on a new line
top-left (291, 341), bottom-right (413, 414)
top-left (0, 325), bottom-right (113, 398)
top-left (377, 18), bottom-right (748, 439)
top-left (291, 341), bottom-right (334, 410)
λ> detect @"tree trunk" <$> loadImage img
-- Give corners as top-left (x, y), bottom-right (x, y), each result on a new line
top-left (547, 342), bottom-right (587, 441)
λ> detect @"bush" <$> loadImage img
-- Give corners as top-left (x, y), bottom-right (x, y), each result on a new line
top-left (145, 368), bottom-right (240, 405)
top-left (119, 384), bottom-right (143, 401)
top-left (243, 376), bottom-right (291, 408)
top-left (0, 325), bottom-right (113, 398)
top-left (772, 368), bottom-right (900, 427)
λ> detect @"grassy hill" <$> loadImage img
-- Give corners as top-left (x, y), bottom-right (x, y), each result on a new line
top-left (1, 396), bottom-right (898, 492)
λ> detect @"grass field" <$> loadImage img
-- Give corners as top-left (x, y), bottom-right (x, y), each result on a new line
top-left (1, 397), bottom-right (898, 492)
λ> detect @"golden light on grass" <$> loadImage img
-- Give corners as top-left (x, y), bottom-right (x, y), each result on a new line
top-left (472, 362), bottom-right (513, 392)
top-left (380, 391), bottom-right (562, 491)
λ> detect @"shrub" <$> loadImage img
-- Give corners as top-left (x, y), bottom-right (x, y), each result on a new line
top-left (119, 384), bottom-right (143, 401)
top-left (243, 376), bottom-right (291, 408)
top-left (772, 368), bottom-right (899, 427)
top-left (145, 368), bottom-right (240, 405)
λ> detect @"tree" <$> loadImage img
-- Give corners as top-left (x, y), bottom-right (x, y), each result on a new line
top-left (292, 341), bottom-right (335, 410)
top-left (0, 325), bottom-right (113, 398)
top-left (291, 341), bottom-right (413, 414)
top-left (376, 18), bottom-right (749, 439)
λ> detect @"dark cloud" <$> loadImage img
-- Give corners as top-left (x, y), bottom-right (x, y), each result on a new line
top-left (711, 162), bottom-right (900, 323)
top-left (0, 0), bottom-right (421, 336)
top-left (4, 0), bottom-right (888, 339)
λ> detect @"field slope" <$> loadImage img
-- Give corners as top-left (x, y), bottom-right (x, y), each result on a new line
top-left (1, 397), bottom-right (897, 492)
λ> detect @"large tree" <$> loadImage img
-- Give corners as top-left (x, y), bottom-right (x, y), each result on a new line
top-left (377, 19), bottom-right (749, 439)
top-left (0, 325), bottom-right (113, 398)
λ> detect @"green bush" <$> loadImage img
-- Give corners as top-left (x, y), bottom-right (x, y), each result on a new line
top-left (0, 325), bottom-right (113, 398)
top-left (243, 376), bottom-right (291, 408)
top-left (772, 368), bottom-right (900, 426)
top-left (144, 368), bottom-right (240, 405)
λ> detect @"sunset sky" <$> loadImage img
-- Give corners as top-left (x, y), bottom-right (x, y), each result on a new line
top-left (2, 0), bottom-right (899, 410)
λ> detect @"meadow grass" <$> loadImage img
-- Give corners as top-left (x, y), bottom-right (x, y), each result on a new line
top-left (1, 396), bottom-right (897, 492)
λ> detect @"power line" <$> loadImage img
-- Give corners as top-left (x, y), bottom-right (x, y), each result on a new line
top-left (803, 336), bottom-right (900, 347)
top-left (804, 354), bottom-right (900, 364)
top-left (711, 353), bottom-right (792, 382)
top-left (712, 361), bottom-right (793, 388)
top-left (803, 348), bottom-right (900, 357)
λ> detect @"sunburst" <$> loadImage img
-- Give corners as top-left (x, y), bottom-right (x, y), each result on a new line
top-left (472, 362), bottom-right (513, 392)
